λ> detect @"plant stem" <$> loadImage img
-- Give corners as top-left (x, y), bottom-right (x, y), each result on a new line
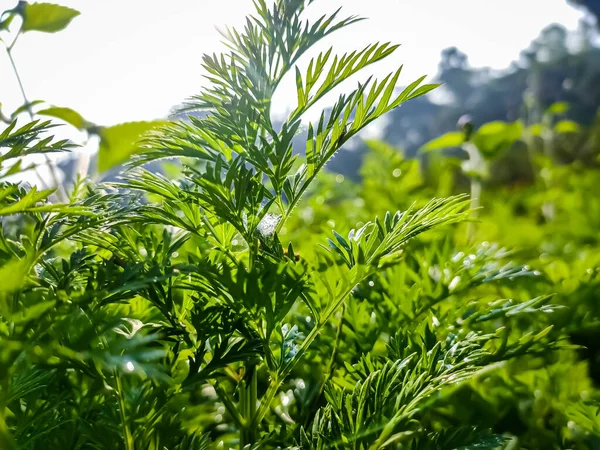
top-left (300, 303), bottom-right (346, 428)
top-left (467, 177), bottom-right (481, 242)
top-left (320, 303), bottom-right (345, 396)
top-left (251, 375), bottom-right (281, 430)
top-left (252, 280), bottom-right (365, 429)
top-left (461, 142), bottom-right (483, 242)
top-left (214, 381), bottom-right (245, 430)
top-left (0, 375), bottom-right (7, 424)
top-left (114, 371), bottom-right (134, 450)
top-left (4, 41), bottom-right (67, 202)
top-left (239, 365), bottom-right (258, 448)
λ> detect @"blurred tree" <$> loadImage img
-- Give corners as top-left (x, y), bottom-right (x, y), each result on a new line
top-left (569, 0), bottom-right (600, 23)
top-left (326, 22), bottom-right (600, 180)
top-left (437, 47), bottom-right (475, 100)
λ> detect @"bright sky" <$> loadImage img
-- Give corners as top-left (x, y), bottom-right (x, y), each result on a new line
top-left (1, 0), bottom-right (586, 130)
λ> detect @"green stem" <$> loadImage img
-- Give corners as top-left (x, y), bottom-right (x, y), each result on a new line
top-left (0, 375), bottom-right (7, 423)
top-left (251, 375), bottom-right (281, 430)
top-left (279, 281), bottom-right (359, 381)
top-left (114, 371), bottom-right (134, 450)
top-left (4, 38), bottom-right (67, 202)
top-left (320, 303), bottom-right (346, 396)
top-left (300, 303), bottom-right (346, 427)
top-left (214, 381), bottom-right (245, 430)
top-left (467, 177), bottom-right (481, 242)
top-left (461, 142), bottom-right (483, 242)
top-left (249, 366), bottom-right (257, 440)
top-left (276, 133), bottom-right (354, 235)
top-left (239, 365), bottom-right (258, 449)
top-left (252, 280), bottom-right (364, 429)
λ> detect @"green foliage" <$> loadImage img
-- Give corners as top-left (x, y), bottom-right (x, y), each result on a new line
top-left (422, 131), bottom-right (465, 151)
top-left (97, 121), bottom-right (166, 172)
top-left (0, 119), bottom-right (74, 179)
top-left (18, 2), bottom-right (80, 33)
top-left (37, 106), bottom-right (92, 131)
top-left (472, 121), bottom-right (523, 159)
top-left (1, 1), bottom-right (600, 449)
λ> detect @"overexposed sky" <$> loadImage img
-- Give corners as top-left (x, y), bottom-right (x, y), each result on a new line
top-left (0, 0), bottom-right (587, 128)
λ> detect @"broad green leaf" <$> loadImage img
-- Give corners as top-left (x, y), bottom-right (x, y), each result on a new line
top-left (421, 131), bottom-right (464, 151)
top-left (0, 11), bottom-right (15, 31)
top-left (546, 102), bottom-right (569, 115)
top-left (473, 121), bottom-right (523, 159)
top-left (97, 121), bottom-right (166, 172)
top-left (528, 123), bottom-right (543, 137)
top-left (0, 258), bottom-right (29, 293)
top-left (554, 120), bottom-right (580, 134)
top-left (37, 106), bottom-right (92, 130)
top-left (20, 2), bottom-right (80, 33)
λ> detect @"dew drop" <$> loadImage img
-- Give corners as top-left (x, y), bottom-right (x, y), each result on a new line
top-left (448, 276), bottom-right (461, 292)
top-left (451, 252), bottom-right (464, 263)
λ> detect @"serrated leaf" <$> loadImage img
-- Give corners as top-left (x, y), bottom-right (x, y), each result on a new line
top-left (20, 2), bottom-right (80, 33)
top-left (0, 186), bottom-right (54, 215)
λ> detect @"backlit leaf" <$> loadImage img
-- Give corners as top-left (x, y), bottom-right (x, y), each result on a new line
top-left (37, 106), bottom-right (92, 130)
top-left (555, 120), bottom-right (581, 134)
top-left (473, 121), bottom-right (523, 159)
top-left (421, 131), bottom-right (465, 151)
top-left (97, 121), bottom-right (165, 172)
top-left (20, 2), bottom-right (80, 33)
